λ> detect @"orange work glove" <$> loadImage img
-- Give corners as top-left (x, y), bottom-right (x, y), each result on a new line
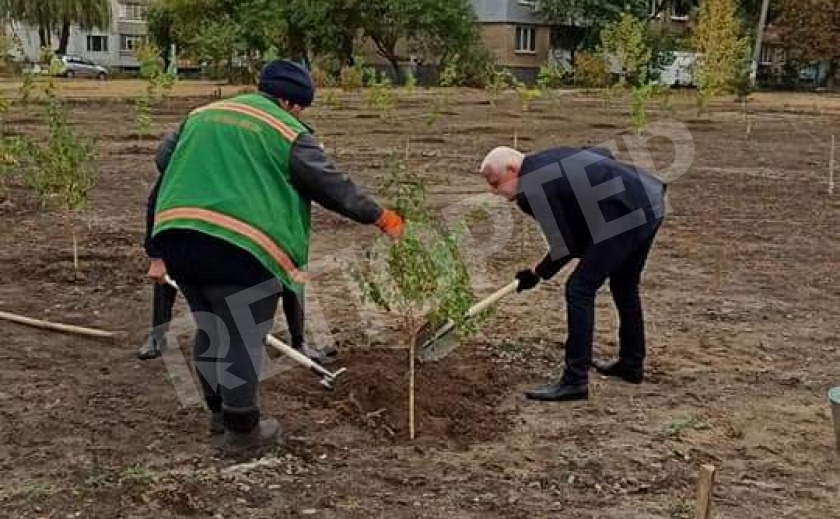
top-left (376, 209), bottom-right (404, 238)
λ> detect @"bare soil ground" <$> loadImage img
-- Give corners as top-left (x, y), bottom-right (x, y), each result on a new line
top-left (1, 83), bottom-right (839, 518)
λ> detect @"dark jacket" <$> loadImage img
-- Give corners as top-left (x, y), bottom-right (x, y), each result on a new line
top-left (515, 147), bottom-right (666, 279)
top-left (144, 96), bottom-right (382, 285)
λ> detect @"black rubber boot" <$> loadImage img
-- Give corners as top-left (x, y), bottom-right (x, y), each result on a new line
top-left (592, 359), bottom-right (644, 384)
top-left (207, 396), bottom-right (224, 434)
top-left (136, 332), bottom-right (165, 360)
top-left (222, 405), bottom-right (280, 453)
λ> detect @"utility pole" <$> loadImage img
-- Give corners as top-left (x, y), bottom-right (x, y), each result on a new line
top-left (749, 0), bottom-right (772, 86)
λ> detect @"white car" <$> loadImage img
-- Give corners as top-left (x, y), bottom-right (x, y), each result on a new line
top-left (56, 55), bottom-right (109, 80)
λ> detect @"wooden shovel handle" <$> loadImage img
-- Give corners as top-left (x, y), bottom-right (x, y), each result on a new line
top-left (467, 281), bottom-right (519, 317)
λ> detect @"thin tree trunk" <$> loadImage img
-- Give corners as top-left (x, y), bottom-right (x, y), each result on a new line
top-left (287, 21), bottom-right (307, 63)
top-left (386, 54), bottom-right (403, 84)
top-left (57, 22), bottom-right (71, 56)
top-left (372, 37), bottom-right (403, 84)
top-left (38, 27), bottom-right (50, 49)
top-left (342, 36), bottom-right (355, 67)
top-left (826, 60), bottom-right (838, 90)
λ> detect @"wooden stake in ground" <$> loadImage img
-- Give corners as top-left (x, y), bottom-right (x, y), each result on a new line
top-left (829, 134), bottom-right (835, 196)
top-left (695, 464), bottom-right (717, 519)
top-left (409, 329), bottom-right (416, 440)
top-left (0, 310), bottom-right (122, 340)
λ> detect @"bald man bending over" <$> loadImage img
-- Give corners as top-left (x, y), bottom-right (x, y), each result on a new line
top-left (480, 145), bottom-right (666, 402)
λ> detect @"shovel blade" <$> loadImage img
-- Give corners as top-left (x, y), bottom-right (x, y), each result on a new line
top-left (413, 317), bottom-right (459, 363)
top-left (416, 332), bottom-right (460, 362)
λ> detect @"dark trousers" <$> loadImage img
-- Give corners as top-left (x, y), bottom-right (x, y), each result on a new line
top-left (150, 281), bottom-right (305, 348)
top-left (180, 283), bottom-right (280, 409)
top-left (150, 282), bottom-right (178, 338)
top-left (157, 230), bottom-right (303, 408)
top-left (281, 289), bottom-right (305, 348)
top-left (562, 220), bottom-right (662, 386)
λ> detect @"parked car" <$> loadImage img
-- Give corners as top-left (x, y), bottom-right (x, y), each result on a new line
top-left (55, 55), bottom-right (109, 80)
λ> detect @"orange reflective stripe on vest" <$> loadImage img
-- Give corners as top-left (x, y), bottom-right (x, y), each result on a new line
top-left (192, 101), bottom-right (298, 142)
top-left (155, 207), bottom-right (306, 283)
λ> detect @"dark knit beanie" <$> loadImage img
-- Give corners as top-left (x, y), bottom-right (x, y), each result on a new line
top-left (258, 59), bottom-right (315, 108)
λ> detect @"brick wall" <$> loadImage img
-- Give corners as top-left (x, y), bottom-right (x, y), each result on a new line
top-left (479, 23), bottom-right (550, 69)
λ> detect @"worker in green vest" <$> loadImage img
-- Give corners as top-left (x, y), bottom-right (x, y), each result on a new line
top-left (143, 59), bottom-right (404, 453)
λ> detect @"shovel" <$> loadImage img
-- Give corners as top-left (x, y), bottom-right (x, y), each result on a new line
top-left (164, 277), bottom-right (346, 390)
top-left (414, 280), bottom-right (519, 362)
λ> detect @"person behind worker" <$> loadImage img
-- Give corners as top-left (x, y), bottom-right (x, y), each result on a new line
top-left (144, 59), bottom-right (403, 452)
top-left (479, 145), bottom-right (666, 402)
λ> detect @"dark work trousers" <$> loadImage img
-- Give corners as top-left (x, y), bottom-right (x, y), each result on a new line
top-left (179, 283), bottom-right (281, 409)
top-left (151, 282), bottom-right (178, 333)
top-left (281, 289), bottom-right (305, 348)
top-left (152, 281), bottom-right (304, 349)
top-left (561, 217), bottom-right (663, 386)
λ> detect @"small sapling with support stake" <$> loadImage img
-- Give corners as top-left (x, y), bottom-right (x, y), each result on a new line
top-left (351, 146), bottom-right (482, 440)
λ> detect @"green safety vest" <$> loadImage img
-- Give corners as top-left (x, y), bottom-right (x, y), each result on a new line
top-left (152, 93), bottom-right (311, 293)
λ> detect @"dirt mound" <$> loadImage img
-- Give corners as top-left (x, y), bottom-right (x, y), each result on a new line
top-left (278, 348), bottom-right (517, 447)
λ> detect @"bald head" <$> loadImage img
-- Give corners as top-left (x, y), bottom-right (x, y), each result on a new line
top-left (480, 146), bottom-right (524, 178)
top-left (479, 146), bottom-right (524, 200)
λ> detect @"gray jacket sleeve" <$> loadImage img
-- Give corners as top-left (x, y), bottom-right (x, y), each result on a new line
top-left (289, 133), bottom-right (383, 225)
top-left (154, 128), bottom-right (180, 174)
top-left (145, 126), bottom-right (182, 258)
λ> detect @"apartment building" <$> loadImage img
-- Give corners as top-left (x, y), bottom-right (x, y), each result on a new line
top-left (8, 0), bottom-right (149, 70)
top-left (472, 0), bottom-right (693, 75)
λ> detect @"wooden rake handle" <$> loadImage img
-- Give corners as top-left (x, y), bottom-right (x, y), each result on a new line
top-left (0, 310), bottom-right (123, 339)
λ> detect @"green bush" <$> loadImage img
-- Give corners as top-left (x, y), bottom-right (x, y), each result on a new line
top-left (439, 45), bottom-right (495, 88)
top-left (574, 52), bottom-right (608, 88)
top-left (310, 66), bottom-right (336, 88)
top-left (340, 66), bottom-right (363, 91)
top-left (536, 63), bottom-right (571, 90)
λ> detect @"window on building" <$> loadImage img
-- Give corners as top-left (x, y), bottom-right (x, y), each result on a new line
top-left (671, 0), bottom-right (691, 19)
top-left (120, 34), bottom-right (147, 52)
top-left (86, 35), bottom-right (108, 52)
top-left (649, 0), bottom-right (692, 20)
top-left (119, 3), bottom-right (147, 20)
top-left (760, 45), bottom-right (773, 65)
top-left (515, 26), bottom-right (536, 54)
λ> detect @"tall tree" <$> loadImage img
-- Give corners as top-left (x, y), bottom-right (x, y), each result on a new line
top-left (414, 0), bottom-right (482, 66)
top-left (147, 0), bottom-right (290, 80)
top-left (776, 0), bottom-right (840, 88)
top-left (691, 0), bottom-right (750, 111)
top-left (357, 0), bottom-right (421, 82)
top-left (536, 0), bottom-right (648, 62)
top-left (599, 11), bottom-right (652, 83)
top-left (357, 0), bottom-right (481, 81)
top-left (146, 0), bottom-right (176, 69)
top-left (289, 0), bottom-right (362, 66)
top-left (56, 0), bottom-right (112, 55)
top-left (0, 0), bottom-right (110, 53)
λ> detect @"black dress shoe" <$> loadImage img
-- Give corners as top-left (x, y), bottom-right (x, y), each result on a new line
top-left (592, 359), bottom-right (644, 384)
top-left (524, 382), bottom-right (589, 402)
